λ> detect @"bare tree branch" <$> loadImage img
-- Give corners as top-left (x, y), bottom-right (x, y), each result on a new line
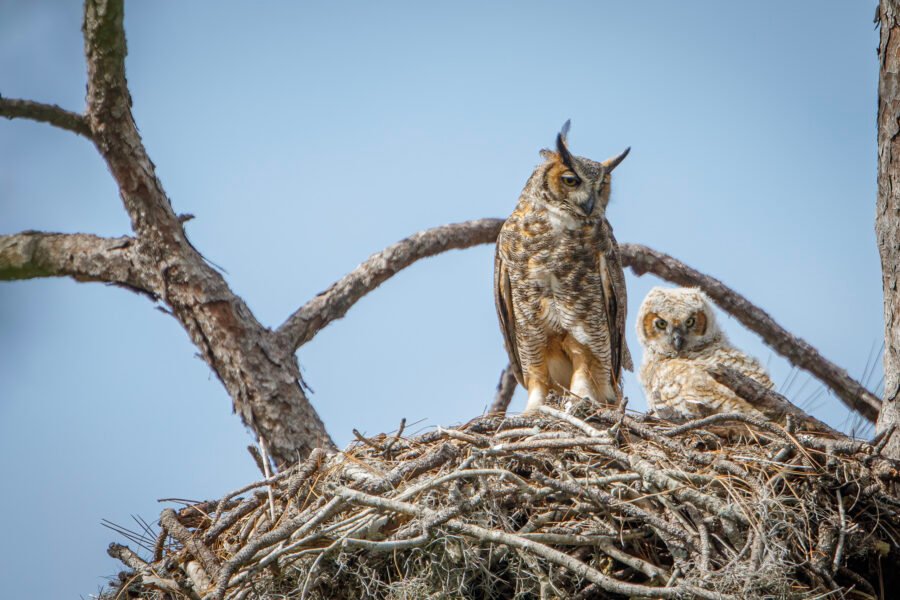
top-left (0, 97), bottom-right (92, 138)
top-left (278, 218), bottom-right (505, 351)
top-left (73, 0), bottom-right (336, 463)
top-left (619, 243), bottom-right (881, 423)
top-left (0, 231), bottom-right (150, 292)
top-left (83, 0), bottom-right (184, 246)
top-left (707, 364), bottom-right (841, 436)
top-left (488, 364), bottom-right (518, 414)
top-left (3, 4), bottom-right (877, 467)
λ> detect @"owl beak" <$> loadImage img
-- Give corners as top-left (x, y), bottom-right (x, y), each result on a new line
top-left (581, 196), bottom-right (596, 216)
top-left (602, 147), bottom-right (631, 173)
top-left (672, 331), bottom-right (685, 351)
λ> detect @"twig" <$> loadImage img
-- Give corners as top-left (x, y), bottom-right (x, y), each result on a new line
top-left (107, 543), bottom-right (193, 598)
top-left (619, 243), bottom-right (881, 421)
top-left (284, 447), bottom-right (328, 499)
top-left (488, 364), bottom-right (519, 414)
top-left (212, 496), bottom-right (347, 600)
top-left (833, 488), bottom-right (847, 572)
top-left (337, 487), bottom-right (729, 600)
top-left (258, 438), bottom-right (277, 523)
top-left (483, 436), bottom-right (613, 454)
top-left (528, 471), bottom-right (696, 549)
top-left (159, 508), bottom-right (221, 580)
top-left (0, 97), bottom-right (92, 138)
top-left (537, 404), bottom-right (607, 438)
top-left (874, 424), bottom-right (897, 455)
top-left (352, 429), bottom-right (383, 452)
top-left (381, 418), bottom-right (406, 456)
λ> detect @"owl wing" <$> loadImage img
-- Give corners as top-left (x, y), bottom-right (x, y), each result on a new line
top-left (599, 220), bottom-right (633, 379)
top-left (494, 242), bottom-right (524, 386)
top-left (649, 359), bottom-right (765, 420)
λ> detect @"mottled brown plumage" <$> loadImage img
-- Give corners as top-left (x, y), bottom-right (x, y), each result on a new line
top-left (495, 122), bottom-right (632, 411)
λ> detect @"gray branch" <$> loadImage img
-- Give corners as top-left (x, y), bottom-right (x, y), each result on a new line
top-left (0, 97), bottom-right (92, 138)
top-left (0, 231), bottom-right (150, 293)
top-left (78, 0), bottom-right (335, 463)
top-left (619, 243), bottom-right (881, 423)
top-left (488, 364), bottom-right (519, 414)
top-left (707, 364), bottom-right (841, 436)
top-left (278, 218), bottom-right (505, 351)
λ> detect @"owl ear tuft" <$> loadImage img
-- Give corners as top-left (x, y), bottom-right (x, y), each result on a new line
top-left (539, 148), bottom-right (555, 160)
top-left (555, 120), bottom-right (575, 169)
top-left (602, 147), bottom-right (631, 173)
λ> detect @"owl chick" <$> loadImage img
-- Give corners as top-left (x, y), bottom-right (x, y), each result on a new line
top-left (495, 121), bottom-right (633, 412)
top-left (636, 286), bottom-right (774, 421)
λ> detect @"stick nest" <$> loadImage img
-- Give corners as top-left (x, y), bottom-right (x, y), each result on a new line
top-left (105, 397), bottom-right (900, 600)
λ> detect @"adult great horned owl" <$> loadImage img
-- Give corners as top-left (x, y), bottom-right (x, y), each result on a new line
top-left (636, 286), bottom-right (774, 421)
top-left (494, 121), bottom-right (633, 412)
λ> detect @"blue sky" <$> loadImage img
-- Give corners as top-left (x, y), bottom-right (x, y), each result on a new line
top-left (0, 2), bottom-right (883, 597)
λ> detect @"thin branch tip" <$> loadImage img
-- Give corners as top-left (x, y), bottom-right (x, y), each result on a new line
top-left (0, 97), bottom-right (92, 138)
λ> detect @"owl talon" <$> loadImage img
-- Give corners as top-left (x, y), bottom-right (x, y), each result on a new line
top-left (524, 387), bottom-right (546, 413)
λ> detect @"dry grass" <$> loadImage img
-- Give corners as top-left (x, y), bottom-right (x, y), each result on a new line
top-left (104, 396), bottom-right (900, 600)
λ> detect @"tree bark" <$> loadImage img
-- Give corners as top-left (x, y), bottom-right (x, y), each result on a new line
top-left (80, 0), bottom-right (336, 465)
top-left (877, 0), bottom-right (900, 458)
top-left (2, 0), bottom-right (887, 467)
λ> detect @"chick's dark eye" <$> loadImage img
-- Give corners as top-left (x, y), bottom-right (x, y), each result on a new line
top-left (561, 172), bottom-right (580, 187)
top-left (654, 318), bottom-right (667, 330)
top-left (685, 317), bottom-right (696, 328)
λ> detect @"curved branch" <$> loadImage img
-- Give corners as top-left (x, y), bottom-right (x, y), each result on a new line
top-left (0, 231), bottom-right (151, 293)
top-left (278, 218), bottom-right (505, 351)
top-left (707, 364), bottom-right (840, 436)
top-left (0, 97), bottom-right (92, 138)
top-left (620, 243), bottom-right (881, 422)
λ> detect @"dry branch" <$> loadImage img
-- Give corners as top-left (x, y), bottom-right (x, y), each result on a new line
top-left (0, 232), bottom-right (148, 292)
top-left (3, 0), bottom-right (882, 477)
top-left (0, 97), bottom-right (92, 138)
top-left (78, 0), bottom-right (335, 463)
top-left (619, 243), bottom-right (882, 422)
top-left (277, 218), bottom-right (505, 350)
top-left (488, 364), bottom-right (519, 414)
top-left (104, 395), bottom-right (900, 600)
top-left (708, 364), bottom-right (840, 435)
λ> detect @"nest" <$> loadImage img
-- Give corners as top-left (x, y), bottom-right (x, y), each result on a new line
top-left (105, 396), bottom-right (900, 600)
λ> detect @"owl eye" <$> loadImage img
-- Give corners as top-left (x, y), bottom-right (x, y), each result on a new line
top-left (560, 172), bottom-right (580, 187)
top-left (654, 318), bottom-right (667, 330)
top-left (685, 317), bottom-right (696, 328)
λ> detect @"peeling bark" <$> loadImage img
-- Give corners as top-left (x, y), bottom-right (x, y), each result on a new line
top-left (0, 98), bottom-right (92, 138)
top-left (877, 0), bottom-right (900, 458)
top-left (0, 232), bottom-right (144, 290)
top-left (80, 1), bottom-right (335, 464)
top-left (2, 0), bottom-right (886, 468)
